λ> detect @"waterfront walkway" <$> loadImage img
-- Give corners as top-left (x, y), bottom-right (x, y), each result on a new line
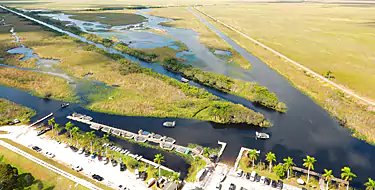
top-left (67, 115), bottom-right (212, 168)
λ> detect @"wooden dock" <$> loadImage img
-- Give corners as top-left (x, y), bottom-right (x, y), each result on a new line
top-left (292, 166), bottom-right (348, 185)
top-left (29, 113), bottom-right (53, 127)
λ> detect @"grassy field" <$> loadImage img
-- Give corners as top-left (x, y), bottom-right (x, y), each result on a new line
top-left (148, 7), bottom-right (251, 69)
top-left (196, 4), bottom-right (375, 144)
top-left (68, 11), bottom-right (146, 26)
top-left (0, 138), bottom-right (113, 190)
top-left (0, 143), bottom-right (89, 190)
top-left (0, 98), bottom-right (35, 125)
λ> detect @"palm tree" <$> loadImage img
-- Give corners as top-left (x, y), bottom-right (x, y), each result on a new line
top-left (171, 172), bottom-right (180, 190)
top-left (283, 157), bottom-right (295, 179)
top-left (247, 149), bottom-right (259, 168)
top-left (265, 152), bottom-right (276, 172)
top-left (86, 131), bottom-right (96, 153)
top-left (71, 127), bottom-right (80, 147)
top-left (303, 155), bottom-right (316, 184)
top-left (323, 169), bottom-right (333, 190)
top-left (102, 134), bottom-right (109, 154)
top-left (53, 123), bottom-right (59, 135)
top-left (65, 122), bottom-right (73, 142)
top-left (365, 178), bottom-right (375, 190)
top-left (48, 117), bottom-right (55, 133)
top-left (154, 153), bottom-right (165, 178)
top-left (341, 166), bottom-right (356, 190)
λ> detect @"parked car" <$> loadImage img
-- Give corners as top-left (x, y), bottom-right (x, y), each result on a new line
top-left (245, 172), bottom-right (250, 180)
top-left (120, 163), bottom-right (127, 171)
top-left (140, 171), bottom-right (147, 181)
top-left (135, 169), bottom-right (140, 179)
top-left (91, 153), bottom-right (97, 159)
top-left (44, 152), bottom-right (55, 158)
top-left (157, 177), bottom-right (166, 188)
top-left (255, 174), bottom-right (261, 182)
top-left (13, 119), bottom-right (20, 124)
top-left (277, 180), bottom-right (283, 189)
top-left (216, 182), bottom-right (222, 190)
top-left (32, 146), bottom-right (42, 152)
top-left (70, 146), bottom-right (78, 152)
top-left (84, 150), bottom-right (90, 157)
top-left (92, 174), bottom-right (104, 181)
top-left (98, 155), bottom-right (103, 161)
top-left (249, 171), bottom-right (256, 182)
top-left (147, 178), bottom-right (155, 188)
top-left (72, 165), bottom-right (83, 172)
top-left (229, 183), bottom-right (236, 190)
top-left (265, 178), bottom-right (271, 185)
top-left (220, 173), bottom-right (226, 182)
top-left (103, 157), bottom-right (109, 165)
top-left (239, 187), bottom-right (247, 190)
top-left (271, 180), bottom-right (277, 188)
top-left (236, 169), bottom-right (243, 177)
top-left (260, 176), bottom-right (265, 184)
top-left (78, 148), bottom-right (85, 154)
top-left (111, 159), bottom-right (118, 167)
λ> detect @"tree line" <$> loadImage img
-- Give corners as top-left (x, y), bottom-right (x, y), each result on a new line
top-left (114, 43), bottom-right (158, 62)
top-left (246, 150), bottom-right (375, 190)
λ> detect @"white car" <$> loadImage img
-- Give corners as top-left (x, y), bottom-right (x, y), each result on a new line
top-left (72, 165), bottom-right (83, 172)
top-left (44, 152), bottom-right (55, 158)
top-left (220, 173), bottom-right (226, 182)
top-left (260, 176), bottom-right (265, 184)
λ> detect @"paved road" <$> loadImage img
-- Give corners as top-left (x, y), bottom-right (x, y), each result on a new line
top-left (0, 139), bottom-right (102, 190)
top-left (193, 7), bottom-right (375, 107)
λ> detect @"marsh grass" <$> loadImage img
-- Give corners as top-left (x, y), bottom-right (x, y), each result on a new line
top-left (68, 12), bottom-right (146, 26)
top-left (0, 98), bottom-right (35, 125)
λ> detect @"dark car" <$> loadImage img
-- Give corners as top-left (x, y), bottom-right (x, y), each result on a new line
top-left (70, 146), bottom-right (78, 152)
top-left (277, 180), bottom-right (283, 189)
top-left (111, 159), bottom-right (118, 167)
top-left (240, 187), bottom-right (247, 190)
top-left (120, 163), bottom-right (127, 171)
top-left (255, 174), bottom-right (261, 182)
top-left (245, 172), bottom-right (250, 180)
top-left (265, 178), bottom-right (271, 185)
top-left (140, 171), bottom-right (147, 181)
top-left (32, 146), bottom-right (42, 152)
top-left (84, 150), bottom-right (90, 157)
top-left (98, 155), bottom-right (103, 161)
top-left (92, 174), bottom-right (104, 181)
top-left (271, 180), bottom-right (277, 188)
top-left (229, 183), bottom-right (236, 190)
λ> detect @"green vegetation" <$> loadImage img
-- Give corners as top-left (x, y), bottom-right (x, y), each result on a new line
top-left (365, 178), bottom-right (375, 190)
top-left (1, 10), bottom-right (269, 126)
top-left (69, 12), bottom-right (146, 26)
top-left (82, 33), bottom-right (114, 47)
top-left (162, 58), bottom-right (287, 112)
top-left (114, 42), bottom-right (158, 62)
top-left (196, 4), bottom-right (375, 144)
top-left (0, 143), bottom-right (90, 190)
top-left (0, 98), bottom-right (35, 125)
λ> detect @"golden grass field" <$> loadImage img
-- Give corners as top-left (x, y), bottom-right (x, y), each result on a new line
top-left (193, 4), bottom-right (375, 143)
top-left (199, 3), bottom-right (375, 101)
top-left (149, 7), bottom-right (251, 69)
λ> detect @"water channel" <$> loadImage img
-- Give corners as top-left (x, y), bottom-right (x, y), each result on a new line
top-left (1, 7), bottom-right (374, 187)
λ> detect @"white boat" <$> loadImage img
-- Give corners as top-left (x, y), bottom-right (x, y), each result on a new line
top-left (255, 131), bottom-right (270, 139)
top-left (163, 121), bottom-right (175, 128)
top-left (181, 77), bottom-right (189, 83)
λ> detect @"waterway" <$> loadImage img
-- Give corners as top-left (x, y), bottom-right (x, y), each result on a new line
top-left (1, 7), bottom-right (374, 187)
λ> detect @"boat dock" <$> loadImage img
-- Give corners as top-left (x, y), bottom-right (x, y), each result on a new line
top-left (67, 115), bottom-right (212, 165)
top-left (29, 113), bottom-right (53, 127)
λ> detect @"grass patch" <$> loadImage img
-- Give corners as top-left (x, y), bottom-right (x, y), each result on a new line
top-left (0, 98), bottom-right (36, 125)
top-left (0, 138), bottom-right (112, 190)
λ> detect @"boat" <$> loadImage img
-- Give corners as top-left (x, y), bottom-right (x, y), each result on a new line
top-left (255, 131), bottom-right (270, 139)
top-left (181, 77), bottom-right (189, 83)
top-left (61, 103), bottom-right (70, 108)
top-left (163, 121), bottom-right (175, 128)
